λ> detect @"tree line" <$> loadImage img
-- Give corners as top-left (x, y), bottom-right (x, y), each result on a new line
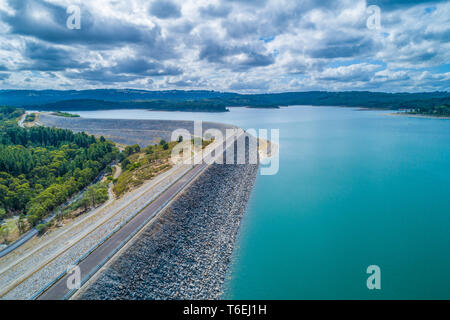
top-left (0, 106), bottom-right (119, 229)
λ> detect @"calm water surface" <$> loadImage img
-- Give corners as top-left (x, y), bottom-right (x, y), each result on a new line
top-left (75, 106), bottom-right (450, 299)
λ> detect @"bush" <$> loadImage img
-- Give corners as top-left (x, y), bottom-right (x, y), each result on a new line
top-left (36, 223), bottom-right (47, 235)
top-left (0, 225), bottom-right (9, 243)
top-left (128, 162), bottom-right (142, 171)
top-left (124, 144), bottom-right (141, 156)
top-left (24, 113), bottom-right (36, 122)
top-left (118, 152), bottom-right (126, 162)
top-left (65, 181), bottom-right (110, 215)
top-left (144, 146), bottom-right (154, 154)
top-left (121, 158), bottom-right (131, 170)
top-left (0, 208), bottom-right (5, 221)
top-left (27, 214), bottom-right (40, 227)
top-left (16, 215), bottom-right (27, 234)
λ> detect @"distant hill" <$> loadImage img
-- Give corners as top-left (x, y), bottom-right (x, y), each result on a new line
top-left (0, 89), bottom-right (239, 106)
top-left (0, 89), bottom-right (449, 113)
top-left (27, 98), bottom-right (229, 113)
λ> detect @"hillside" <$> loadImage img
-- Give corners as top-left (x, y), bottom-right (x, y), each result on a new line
top-left (0, 90), bottom-right (449, 115)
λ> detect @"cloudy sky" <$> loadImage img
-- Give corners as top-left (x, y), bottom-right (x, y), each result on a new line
top-left (0, 0), bottom-right (449, 92)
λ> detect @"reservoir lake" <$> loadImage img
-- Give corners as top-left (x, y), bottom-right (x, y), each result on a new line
top-left (73, 106), bottom-right (450, 299)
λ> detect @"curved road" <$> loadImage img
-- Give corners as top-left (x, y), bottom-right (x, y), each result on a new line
top-left (17, 113), bottom-right (27, 128)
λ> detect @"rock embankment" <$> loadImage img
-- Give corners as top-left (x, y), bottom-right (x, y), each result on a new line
top-left (38, 114), bottom-right (236, 147)
top-left (80, 139), bottom-right (258, 300)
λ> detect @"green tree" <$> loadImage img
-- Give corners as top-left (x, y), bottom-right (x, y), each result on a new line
top-left (144, 145), bottom-right (154, 154)
top-left (36, 223), bottom-right (48, 235)
top-left (0, 207), bottom-right (5, 221)
top-left (16, 215), bottom-right (27, 234)
top-left (0, 225), bottom-right (9, 243)
top-left (0, 106), bottom-right (118, 223)
top-left (124, 144), bottom-right (140, 156)
top-left (81, 196), bottom-right (91, 211)
top-left (121, 158), bottom-right (131, 170)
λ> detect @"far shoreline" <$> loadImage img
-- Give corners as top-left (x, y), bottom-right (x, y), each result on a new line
top-left (386, 112), bottom-right (450, 120)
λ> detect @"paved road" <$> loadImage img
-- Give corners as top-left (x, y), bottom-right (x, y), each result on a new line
top-left (37, 133), bottom-right (242, 300)
top-left (37, 162), bottom-right (207, 300)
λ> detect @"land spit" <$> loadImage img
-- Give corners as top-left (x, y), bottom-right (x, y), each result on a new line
top-left (79, 138), bottom-right (258, 300)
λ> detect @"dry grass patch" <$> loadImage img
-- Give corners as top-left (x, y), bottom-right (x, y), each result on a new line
top-left (113, 138), bottom-right (214, 198)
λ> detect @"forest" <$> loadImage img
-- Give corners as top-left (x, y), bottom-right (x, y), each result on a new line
top-left (1, 89), bottom-right (449, 115)
top-left (0, 106), bottom-right (119, 231)
top-left (406, 105), bottom-right (450, 116)
top-left (24, 98), bottom-right (229, 113)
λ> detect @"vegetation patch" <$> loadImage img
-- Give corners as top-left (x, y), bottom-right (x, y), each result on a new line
top-left (0, 218), bottom-right (20, 244)
top-left (406, 105), bottom-right (450, 117)
top-left (61, 181), bottom-right (110, 219)
top-left (0, 106), bottom-right (119, 243)
top-left (113, 141), bottom-right (175, 197)
top-left (4, 90), bottom-right (449, 114)
top-left (24, 113), bottom-right (37, 122)
top-left (113, 138), bottom-right (213, 198)
top-left (51, 111), bottom-right (80, 118)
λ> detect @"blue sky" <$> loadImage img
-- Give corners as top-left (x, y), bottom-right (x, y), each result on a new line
top-left (0, 0), bottom-right (448, 92)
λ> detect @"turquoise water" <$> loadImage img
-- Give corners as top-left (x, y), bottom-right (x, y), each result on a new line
top-left (75, 106), bottom-right (450, 299)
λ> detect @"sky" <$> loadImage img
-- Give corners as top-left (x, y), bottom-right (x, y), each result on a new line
top-left (0, 0), bottom-right (449, 93)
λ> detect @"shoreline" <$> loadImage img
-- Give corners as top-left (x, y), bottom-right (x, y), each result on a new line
top-left (386, 112), bottom-right (450, 120)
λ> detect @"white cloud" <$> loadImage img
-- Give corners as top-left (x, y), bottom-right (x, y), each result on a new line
top-left (0, 0), bottom-right (448, 92)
